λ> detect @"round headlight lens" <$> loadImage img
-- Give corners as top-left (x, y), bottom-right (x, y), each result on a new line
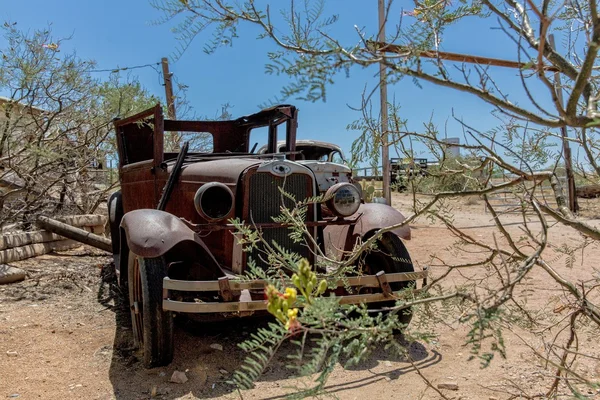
top-left (325, 183), bottom-right (361, 217)
top-left (194, 182), bottom-right (234, 221)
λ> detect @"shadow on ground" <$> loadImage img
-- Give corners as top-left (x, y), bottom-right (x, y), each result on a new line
top-left (98, 263), bottom-right (441, 399)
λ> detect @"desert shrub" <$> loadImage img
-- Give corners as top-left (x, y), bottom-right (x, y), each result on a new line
top-left (408, 157), bottom-right (483, 194)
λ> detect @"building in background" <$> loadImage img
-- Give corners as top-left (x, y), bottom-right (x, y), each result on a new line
top-left (442, 137), bottom-right (460, 158)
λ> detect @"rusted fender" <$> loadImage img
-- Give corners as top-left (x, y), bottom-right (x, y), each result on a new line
top-left (120, 209), bottom-right (222, 271)
top-left (353, 203), bottom-right (411, 240)
top-left (323, 203), bottom-right (410, 260)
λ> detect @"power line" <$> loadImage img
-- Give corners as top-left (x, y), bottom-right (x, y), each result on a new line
top-left (89, 62), bottom-right (161, 73)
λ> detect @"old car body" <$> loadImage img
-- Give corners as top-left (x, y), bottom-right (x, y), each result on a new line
top-left (109, 104), bottom-right (424, 367)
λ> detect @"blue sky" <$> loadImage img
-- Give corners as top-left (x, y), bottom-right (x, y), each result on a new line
top-left (1, 0), bottom-right (552, 164)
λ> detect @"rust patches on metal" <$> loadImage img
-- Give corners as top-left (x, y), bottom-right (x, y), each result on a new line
top-left (375, 271), bottom-right (393, 297)
top-left (218, 276), bottom-right (234, 302)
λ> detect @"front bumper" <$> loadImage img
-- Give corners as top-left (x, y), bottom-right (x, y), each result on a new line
top-left (162, 268), bottom-right (428, 314)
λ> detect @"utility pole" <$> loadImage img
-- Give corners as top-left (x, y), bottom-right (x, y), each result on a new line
top-left (378, 0), bottom-right (391, 205)
top-left (549, 35), bottom-right (578, 213)
top-left (161, 57), bottom-right (177, 120)
top-left (161, 57), bottom-right (180, 150)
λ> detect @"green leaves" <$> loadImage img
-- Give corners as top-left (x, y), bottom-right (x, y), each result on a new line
top-left (462, 306), bottom-right (506, 368)
top-left (230, 322), bottom-right (288, 390)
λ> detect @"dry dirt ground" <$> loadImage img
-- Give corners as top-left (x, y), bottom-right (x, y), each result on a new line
top-left (1, 193), bottom-right (600, 399)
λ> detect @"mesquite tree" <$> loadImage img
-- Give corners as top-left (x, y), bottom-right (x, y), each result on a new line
top-left (0, 24), bottom-right (159, 229)
top-left (152, 0), bottom-right (600, 397)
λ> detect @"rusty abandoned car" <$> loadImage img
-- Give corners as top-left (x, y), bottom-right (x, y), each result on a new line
top-left (108, 104), bottom-right (426, 367)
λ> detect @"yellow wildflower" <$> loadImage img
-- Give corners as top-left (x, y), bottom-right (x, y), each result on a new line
top-left (284, 287), bottom-right (297, 303)
top-left (285, 308), bottom-right (300, 331)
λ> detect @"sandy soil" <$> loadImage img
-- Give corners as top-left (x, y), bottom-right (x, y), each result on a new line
top-left (1, 193), bottom-right (599, 399)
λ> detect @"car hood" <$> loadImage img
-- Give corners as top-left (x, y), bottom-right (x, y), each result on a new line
top-left (178, 158), bottom-right (263, 184)
top-left (297, 161), bottom-right (351, 174)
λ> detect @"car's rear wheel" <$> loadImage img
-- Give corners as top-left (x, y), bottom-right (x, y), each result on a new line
top-left (128, 253), bottom-right (174, 368)
top-left (361, 232), bottom-right (415, 325)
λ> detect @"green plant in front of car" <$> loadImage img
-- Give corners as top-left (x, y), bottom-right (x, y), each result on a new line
top-left (230, 256), bottom-right (426, 397)
top-left (228, 192), bottom-right (433, 397)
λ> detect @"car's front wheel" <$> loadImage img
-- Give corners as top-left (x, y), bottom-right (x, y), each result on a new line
top-left (361, 232), bottom-right (415, 325)
top-left (128, 253), bottom-right (174, 368)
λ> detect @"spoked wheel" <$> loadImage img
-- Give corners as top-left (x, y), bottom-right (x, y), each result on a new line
top-left (128, 253), bottom-right (174, 368)
top-left (360, 232), bottom-right (415, 325)
top-left (129, 255), bottom-right (144, 347)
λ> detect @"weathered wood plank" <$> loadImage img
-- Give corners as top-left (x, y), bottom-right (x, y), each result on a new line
top-left (36, 216), bottom-right (112, 252)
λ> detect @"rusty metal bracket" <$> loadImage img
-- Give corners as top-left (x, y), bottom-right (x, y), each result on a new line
top-left (218, 276), bottom-right (234, 302)
top-left (375, 271), bottom-right (393, 297)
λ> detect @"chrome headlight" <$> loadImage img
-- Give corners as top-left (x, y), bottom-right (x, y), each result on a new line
top-left (325, 182), bottom-right (361, 217)
top-left (194, 182), bottom-right (234, 221)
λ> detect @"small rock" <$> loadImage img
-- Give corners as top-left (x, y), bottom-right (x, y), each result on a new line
top-left (384, 361), bottom-right (392, 367)
top-left (437, 382), bottom-right (459, 391)
top-left (489, 397), bottom-right (499, 400)
top-left (159, 371), bottom-right (166, 377)
top-left (170, 371), bottom-right (188, 384)
top-left (210, 344), bottom-right (223, 351)
top-left (190, 367), bottom-right (208, 388)
top-left (6, 351), bottom-right (18, 357)
top-left (219, 368), bottom-right (229, 375)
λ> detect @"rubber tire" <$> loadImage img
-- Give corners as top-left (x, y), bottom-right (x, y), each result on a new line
top-left (362, 232), bottom-right (415, 325)
top-left (108, 191), bottom-right (124, 261)
top-left (128, 253), bottom-right (174, 368)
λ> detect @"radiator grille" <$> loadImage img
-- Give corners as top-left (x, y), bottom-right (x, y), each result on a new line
top-left (247, 173), bottom-right (312, 268)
